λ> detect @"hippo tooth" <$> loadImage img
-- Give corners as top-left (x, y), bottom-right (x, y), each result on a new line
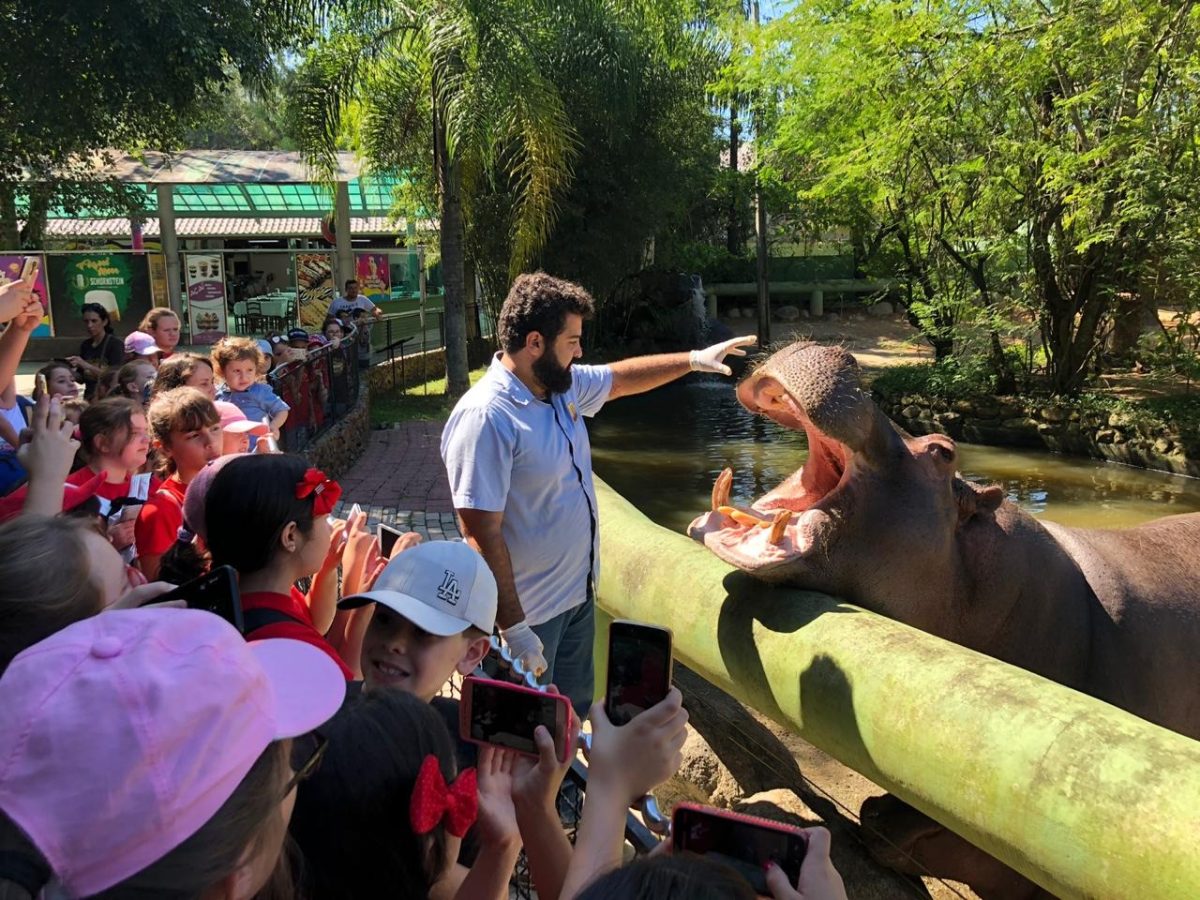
top-left (768, 509), bottom-right (793, 545)
top-left (711, 467), bottom-right (733, 510)
top-left (718, 505), bottom-right (768, 528)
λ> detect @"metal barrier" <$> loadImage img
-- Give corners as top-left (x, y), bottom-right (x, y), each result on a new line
top-left (373, 310), bottom-right (446, 392)
top-left (268, 326), bottom-right (361, 453)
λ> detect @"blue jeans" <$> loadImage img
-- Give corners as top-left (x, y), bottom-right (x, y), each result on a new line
top-left (532, 599), bottom-right (595, 720)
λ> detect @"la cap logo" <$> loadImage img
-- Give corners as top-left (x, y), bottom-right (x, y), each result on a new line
top-left (437, 569), bottom-right (461, 606)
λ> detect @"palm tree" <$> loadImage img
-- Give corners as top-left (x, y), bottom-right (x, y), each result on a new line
top-left (293, 0), bottom-right (579, 397)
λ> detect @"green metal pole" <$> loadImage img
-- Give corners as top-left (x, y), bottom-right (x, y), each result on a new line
top-left (595, 480), bottom-right (1200, 899)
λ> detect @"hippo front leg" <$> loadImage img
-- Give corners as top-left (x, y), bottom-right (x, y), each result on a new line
top-left (859, 795), bottom-right (1054, 900)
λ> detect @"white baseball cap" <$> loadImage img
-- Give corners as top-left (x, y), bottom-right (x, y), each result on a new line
top-left (338, 540), bottom-right (497, 636)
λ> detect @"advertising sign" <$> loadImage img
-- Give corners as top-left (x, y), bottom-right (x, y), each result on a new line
top-left (148, 254), bottom-right (169, 307)
top-left (297, 253), bottom-right (334, 330)
top-left (185, 253), bottom-right (228, 345)
top-left (0, 255), bottom-right (53, 337)
top-left (61, 252), bottom-right (135, 327)
top-left (355, 253), bottom-right (390, 306)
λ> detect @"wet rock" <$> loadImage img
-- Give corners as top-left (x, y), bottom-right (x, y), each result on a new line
top-left (1040, 406), bottom-right (1069, 423)
top-left (1096, 429), bottom-right (1116, 444)
top-left (775, 305), bottom-right (800, 322)
top-left (901, 405), bottom-right (922, 419)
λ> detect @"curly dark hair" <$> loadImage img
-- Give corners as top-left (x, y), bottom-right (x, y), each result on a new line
top-left (498, 272), bottom-right (595, 354)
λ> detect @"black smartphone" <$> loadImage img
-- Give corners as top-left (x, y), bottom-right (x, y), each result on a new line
top-left (146, 565), bottom-right (243, 633)
top-left (672, 803), bottom-right (808, 894)
top-left (459, 676), bottom-right (573, 762)
top-left (377, 522), bottom-right (404, 558)
top-left (604, 620), bottom-right (673, 726)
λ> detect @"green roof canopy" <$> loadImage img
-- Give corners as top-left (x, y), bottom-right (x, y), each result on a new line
top-left (37, 151), bottom-right (406, 219)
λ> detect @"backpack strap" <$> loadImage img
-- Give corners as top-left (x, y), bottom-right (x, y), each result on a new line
top-left (242, 606), bottom-right (305, 635)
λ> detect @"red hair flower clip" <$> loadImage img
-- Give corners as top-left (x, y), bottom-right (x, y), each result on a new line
top-left (295, 467), bottom-right (342, 517)
top-left (409, 755), bottom-right (477, 838)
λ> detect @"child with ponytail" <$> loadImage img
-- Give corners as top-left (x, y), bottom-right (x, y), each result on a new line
top-left (202, 453), bottom-right (352, 678)
top-left (134, 387), bottom-right (223, 580)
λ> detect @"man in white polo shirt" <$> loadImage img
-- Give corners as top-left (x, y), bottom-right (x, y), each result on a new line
top-left (441, 272), bottom-right (753, 716)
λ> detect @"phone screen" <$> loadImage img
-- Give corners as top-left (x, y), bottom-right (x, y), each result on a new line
top-left (605, 621), bottom-right (672, 726)
top-left (673, 806), bottom-right (807, 893)
top-left (465, 679), bottom-right (563, 757)
top-left (377, 523), bottom-right (403, 558)
top-left (147, 565), bottom-right (243, 633)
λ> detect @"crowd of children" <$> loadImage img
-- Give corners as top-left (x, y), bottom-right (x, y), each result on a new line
top-left (0, 273), bottom-right (848, 899)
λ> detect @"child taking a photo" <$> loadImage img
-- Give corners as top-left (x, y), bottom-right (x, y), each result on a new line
top-left (212, 337), bottom-right (288, 445)
top-left (134, 387), bottom-right (223, 580)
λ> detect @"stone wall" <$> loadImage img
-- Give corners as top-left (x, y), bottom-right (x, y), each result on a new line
top-left (298, 386), bottom-right (370, 478)
top-left (873, 388), bottom-right (1200, 478)
top-left (367, 347), bottom-right (448, 394)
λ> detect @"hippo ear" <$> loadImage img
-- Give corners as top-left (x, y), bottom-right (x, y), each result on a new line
top-left (954, 478), bottom-right (1004, 526)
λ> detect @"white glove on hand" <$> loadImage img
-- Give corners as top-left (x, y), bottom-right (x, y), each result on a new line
top-left (689, 335), bottom-right (757, 376)
top-left (500, 621), bottom-right (549, 678)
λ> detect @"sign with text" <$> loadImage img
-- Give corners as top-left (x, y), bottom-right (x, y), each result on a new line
top-left (185, 253), bottom-right (228, 344)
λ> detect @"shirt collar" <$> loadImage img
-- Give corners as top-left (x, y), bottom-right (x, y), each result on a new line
top-left (488, 352), bottom-right (547, 406)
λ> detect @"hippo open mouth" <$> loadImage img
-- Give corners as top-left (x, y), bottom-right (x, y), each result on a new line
top-left (687, 343), bottom-right (876, 579)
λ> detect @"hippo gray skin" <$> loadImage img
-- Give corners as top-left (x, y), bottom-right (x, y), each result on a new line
top-left (688, 341), bottom-right (1200, 897)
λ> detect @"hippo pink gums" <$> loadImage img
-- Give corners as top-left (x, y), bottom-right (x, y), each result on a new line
top-left (688, 341), bottom-right (1200, 896)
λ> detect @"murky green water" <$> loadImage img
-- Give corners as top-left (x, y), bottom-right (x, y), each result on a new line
top-left (589, 381), bottom-right (1200, 531)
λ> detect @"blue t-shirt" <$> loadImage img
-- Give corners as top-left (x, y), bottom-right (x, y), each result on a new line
top-left (215, 382), bottom-right (289, 425)
top-left (441, 354), bottom-right (612, 625)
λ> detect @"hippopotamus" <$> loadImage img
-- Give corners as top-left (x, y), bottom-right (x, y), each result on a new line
top-left (687, 341), bottom-right (1200, 897)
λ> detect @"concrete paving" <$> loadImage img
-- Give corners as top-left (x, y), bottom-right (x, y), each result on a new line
top-left (330, 420), bottom-right (462, 541)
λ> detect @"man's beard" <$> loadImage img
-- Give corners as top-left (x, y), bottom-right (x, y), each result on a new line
top-left (533, 352), bottom-right (573, 395)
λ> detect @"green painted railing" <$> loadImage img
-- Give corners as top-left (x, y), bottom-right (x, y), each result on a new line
top-left (594, 480), bottom-right (1200, 899)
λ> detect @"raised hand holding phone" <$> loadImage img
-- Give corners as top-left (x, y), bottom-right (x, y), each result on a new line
top-left (459, 676), bottom-right (573, 762)
top-left (604, 620), bottom-right (673, 726)
top-left (764, 826), bottom-right (847, 900)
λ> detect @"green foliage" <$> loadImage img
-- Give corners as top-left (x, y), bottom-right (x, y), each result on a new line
top-left (872, 359), bottom-right (999, 401)
top-left (0, 0), bottom-right (317, 245)
top-left (744, 0), bottom-right (1200, 394)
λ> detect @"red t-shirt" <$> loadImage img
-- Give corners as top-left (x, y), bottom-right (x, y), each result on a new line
top-left (66, 467), bottom-right (160, 503)
top-left (134, 477), bottom-right (188, 559)
top-left (241, 587), bottom-right (354, 680)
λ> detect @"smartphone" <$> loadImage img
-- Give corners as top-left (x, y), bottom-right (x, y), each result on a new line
top-left (604, 620), bottom-right (673, 727)
top-left (672, 803), bottom-right (808, 894)
top-left (459, 676), bottom-right (573, 763)
top-left (377, 523), bottom-right (405, 558)
top-left (146, 565), bottom-right (244, 633)
top-left (20, 256), bottom-right (39, 282)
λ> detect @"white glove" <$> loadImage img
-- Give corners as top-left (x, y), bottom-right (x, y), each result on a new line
top-left (689, 335), bottom-right (757, 376)
top-left (500, 621), bottom-right (549, 678)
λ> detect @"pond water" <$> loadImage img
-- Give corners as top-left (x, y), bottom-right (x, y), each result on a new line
top-left (589, 380), bottom-right (1200, 532)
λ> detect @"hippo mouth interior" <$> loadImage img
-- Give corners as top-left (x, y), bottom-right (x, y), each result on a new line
top-left (688, 387), bottom-right (852, 573)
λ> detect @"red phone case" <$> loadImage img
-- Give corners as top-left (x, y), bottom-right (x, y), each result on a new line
top-left (459, 675), bottom-right (574, 763)
top-left (672, 801), bottom-right (808, 843)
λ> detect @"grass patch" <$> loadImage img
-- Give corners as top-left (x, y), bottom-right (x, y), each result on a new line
top-left (371, 367), bottom-right (489, 425)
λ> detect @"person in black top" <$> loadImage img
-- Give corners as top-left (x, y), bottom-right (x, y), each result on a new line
top-left (67, 303), bottom-right (124, 399)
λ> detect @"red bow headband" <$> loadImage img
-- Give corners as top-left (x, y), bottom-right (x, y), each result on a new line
top-left (409, 755), bottom-right (477, 838)
top-left (295, 467), bottom-right (342, 517)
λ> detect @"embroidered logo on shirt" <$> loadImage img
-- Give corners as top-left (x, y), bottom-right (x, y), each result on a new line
top-left (568, 401), bottom-right (578, 421)
top-left (437, 570), bottom-right (461, 606)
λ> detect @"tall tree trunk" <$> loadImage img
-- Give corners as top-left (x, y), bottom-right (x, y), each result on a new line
top-left (433, 80), bottom-right (470, 399)
top-left (727, 97), bottom-right (741, 254)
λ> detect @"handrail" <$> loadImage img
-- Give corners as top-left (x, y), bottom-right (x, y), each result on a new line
top-left (593, 478), bottom-right (1200, 900)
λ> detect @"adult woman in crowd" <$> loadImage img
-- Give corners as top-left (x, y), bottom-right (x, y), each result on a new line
top-left (139, 307), bottom-right (182, 358)
top-left (0, 609), bottom-right (345, 899)
top-left (151, 353), bottom-right (217, 401)
top-left (66, 303), bottom-right (124, 399)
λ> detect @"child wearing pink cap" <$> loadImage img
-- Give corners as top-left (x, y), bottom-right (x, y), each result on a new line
top-left (134, 388), bottom-right (223, 580)
top-left (215, 398), bottom-right (270, 455)
top-left (0, 609), bottom-right (346, 897)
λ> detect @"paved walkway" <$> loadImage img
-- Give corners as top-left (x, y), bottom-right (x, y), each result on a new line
top-left (332, 420), bottom-right (463, 541)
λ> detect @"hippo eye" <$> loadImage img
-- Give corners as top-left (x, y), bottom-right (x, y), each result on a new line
top-left (934, 444), bottom-right (955, 463)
